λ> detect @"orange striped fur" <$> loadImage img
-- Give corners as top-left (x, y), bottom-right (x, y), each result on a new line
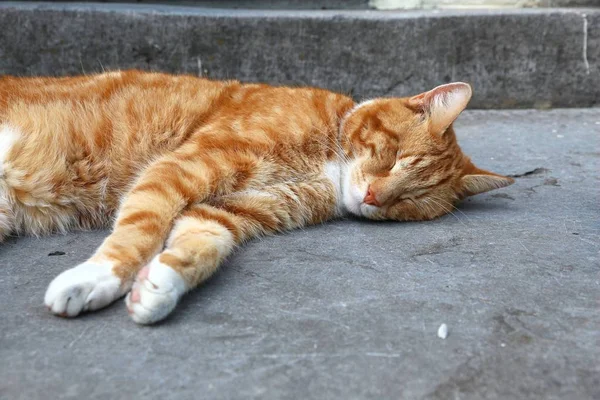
top-left (0, 71), bottom-right (513, 323)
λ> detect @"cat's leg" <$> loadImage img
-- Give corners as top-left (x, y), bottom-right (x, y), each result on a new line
top-left (125, 204), bottom-right (238, 324)
top-left (125, 178), bottom-right (338, 324)
top-left (44, 152), bottom-right (212, 317)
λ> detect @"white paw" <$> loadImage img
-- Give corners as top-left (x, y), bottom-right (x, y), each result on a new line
top-left (125, 257), bottom-right (186, 325)
top-left (44, 261), bottom-right (127, 317)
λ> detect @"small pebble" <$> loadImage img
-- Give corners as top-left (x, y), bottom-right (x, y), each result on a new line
top-left (437, 323), bottom-right (448, 339)
top-left (556, 134), bottom-right (564, 138)
top-left (500, 343), bottom-right (506, 347)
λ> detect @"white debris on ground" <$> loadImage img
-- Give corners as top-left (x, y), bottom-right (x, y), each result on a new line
top-left (437, 323), bottom-right (448, 339)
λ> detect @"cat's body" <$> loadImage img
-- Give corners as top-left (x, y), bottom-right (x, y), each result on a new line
top-left (0, 70), bottom-right (513, 324)
top-left (0, 71), bottom-right (348, 236)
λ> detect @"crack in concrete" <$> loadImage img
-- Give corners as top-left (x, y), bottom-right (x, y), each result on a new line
top-left (382, 73), bottom-right (414, 96)
top-left (582, 13), bottom-right (590, 75)
top-left (195, 56), bottom-right (209, 77)
top-left (508, 167), bottom-right (550, 178)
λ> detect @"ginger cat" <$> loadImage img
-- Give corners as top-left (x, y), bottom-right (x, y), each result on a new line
top-left (0, 71), bottom-right (513, 324)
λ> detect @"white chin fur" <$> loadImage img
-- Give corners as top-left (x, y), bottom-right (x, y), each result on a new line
top-left (341, 161), bottom-right (369, 217)
top-left (325, 153), bottom-right (377, 219)
top-left (324, 161), bottom-right (345, 216)
top-left (359, 204), bottom-right (380, 219)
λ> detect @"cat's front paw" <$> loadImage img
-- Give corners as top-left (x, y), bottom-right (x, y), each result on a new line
top-left (45, 261), bottom-right (127, 317)
top-left (125, 257), bottom-right (186, 325)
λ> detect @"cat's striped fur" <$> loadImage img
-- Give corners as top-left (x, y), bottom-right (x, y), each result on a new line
top-left (0, 71), bottom-right (513, 324)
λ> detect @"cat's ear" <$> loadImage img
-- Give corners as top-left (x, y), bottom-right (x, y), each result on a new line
top-left (461, 163), bottom-right (514, 197)
top-left (408, 82), bottom-right (472, 135)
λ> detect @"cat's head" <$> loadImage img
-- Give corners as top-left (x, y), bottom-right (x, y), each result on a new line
top-left (339, 82), bottom-right (514, 221)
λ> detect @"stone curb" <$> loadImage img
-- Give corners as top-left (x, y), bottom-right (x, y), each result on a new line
top-left (0, 2), bottom-right (598, 108)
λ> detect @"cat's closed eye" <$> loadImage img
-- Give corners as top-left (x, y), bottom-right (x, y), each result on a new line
top-left (391, 154), bottom-right (420, 173)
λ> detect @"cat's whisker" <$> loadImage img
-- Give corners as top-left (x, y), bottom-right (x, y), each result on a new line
top-left (97, 59), bottom-right (106, 73)
top-left (317, 127), bottom-right (351, 164)
top-left (311, 132), bottom-right (351, 166)
top-left (431, 195), bottom-right (471, 223)
top-left (427, 197), bottom-right (468, 227)
top-left (322, 126), bottom-right (352, 166)
top-left (420, 198), bottom-right (438, 220)
top-left (408, 197), bottom-right (428, 218)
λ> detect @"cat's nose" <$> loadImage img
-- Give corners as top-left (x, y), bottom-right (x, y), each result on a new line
top-left (364, 187), bottom-right (381, 207)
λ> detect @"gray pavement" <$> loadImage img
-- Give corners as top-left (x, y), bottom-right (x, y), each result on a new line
top-left (1, 108), bottom-right (599, 399)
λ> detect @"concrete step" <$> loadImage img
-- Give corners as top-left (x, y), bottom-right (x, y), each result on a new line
top-left (10, 0), bottom-right (375, 10)
top-left (0, 2), bottom-right (598, 108)
top-left (11, 0), bottom-right (600, 10)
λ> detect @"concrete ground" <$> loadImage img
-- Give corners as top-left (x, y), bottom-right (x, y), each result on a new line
top-left (1, 109), bottom-right (599, 399)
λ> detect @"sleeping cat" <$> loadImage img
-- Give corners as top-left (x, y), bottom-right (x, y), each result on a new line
top-left (0, 71), bottom-right (513, 324)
